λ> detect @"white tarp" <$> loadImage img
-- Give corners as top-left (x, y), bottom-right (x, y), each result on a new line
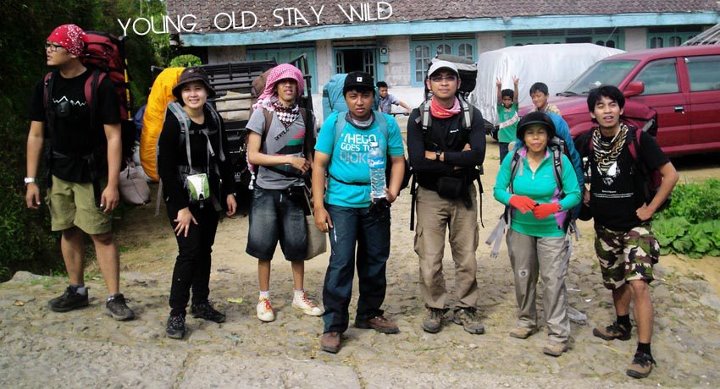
top-left (470, 43), bottom-right (624, 124)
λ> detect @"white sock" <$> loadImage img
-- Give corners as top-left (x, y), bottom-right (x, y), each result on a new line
top-left (72, 285), bottom-right (87, 296)
top-left (293, 289), bottom-right (305, 300)
top-left (259, 291), bottom-right (270, 300)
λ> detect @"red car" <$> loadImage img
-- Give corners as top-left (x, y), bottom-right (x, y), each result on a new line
top-left (525, 45), bottom-right (720, 157)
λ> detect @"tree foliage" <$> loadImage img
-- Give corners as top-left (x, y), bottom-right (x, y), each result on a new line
top-left (0, 0), bottom-right (167, 280)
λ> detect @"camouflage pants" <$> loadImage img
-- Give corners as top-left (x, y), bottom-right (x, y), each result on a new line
top-left (594, 224), bottom-right (660, 290)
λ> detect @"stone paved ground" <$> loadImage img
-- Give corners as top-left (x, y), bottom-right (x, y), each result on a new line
top-left (1, 142), bottom-right (719, 388)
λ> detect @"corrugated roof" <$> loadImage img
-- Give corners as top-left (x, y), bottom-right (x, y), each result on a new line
top-left (166, 0), bottom-right (720, 33)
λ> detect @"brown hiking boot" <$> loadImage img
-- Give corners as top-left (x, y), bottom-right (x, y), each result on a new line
top-left (320, 332), bottom-right (341, 354)
top-left (355, 315), bottom-right (400, 334)
top-left (509, 326), bottom-right (537, 339)
top-left (626, 352), bottom-right (656, 379)
top-left (593, 321), bottom-right (631, 341)
top-left (542, 340), bottom-right (569, 357)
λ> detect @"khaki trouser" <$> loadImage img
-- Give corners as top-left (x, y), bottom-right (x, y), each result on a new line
top-left (506, 228), bottom-right (570, 343)
top-left (414, 185), bottom-right (479, 310)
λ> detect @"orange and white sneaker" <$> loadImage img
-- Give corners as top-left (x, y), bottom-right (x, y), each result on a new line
top-left (256, 298), bottom-right (275, 322)
top-left (292, 292), bottom-right (324, 316)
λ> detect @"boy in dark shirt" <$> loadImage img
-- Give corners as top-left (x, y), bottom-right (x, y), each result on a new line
top-left (576, 85), bottom-right (678, 379)
top-left (25, 24), bottom-right (134, 320)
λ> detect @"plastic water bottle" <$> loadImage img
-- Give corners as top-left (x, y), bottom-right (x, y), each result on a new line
top-left (368, 141), bottom-right (386, 200)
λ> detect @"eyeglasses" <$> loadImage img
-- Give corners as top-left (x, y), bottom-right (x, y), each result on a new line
top-left (429, 75), bottom-right (458, 82)
top-left (45, 42), bottom-right (65, 52)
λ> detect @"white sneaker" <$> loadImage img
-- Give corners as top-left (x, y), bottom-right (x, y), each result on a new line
top-left (292, 292), bottom-right (324, 316)
top-left (256, 298), bottom-right (275, 322)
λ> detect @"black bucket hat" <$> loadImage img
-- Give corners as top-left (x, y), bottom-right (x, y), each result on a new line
top-left (172, 67), bottom-right (216, 101)
top-left (517, 111), bottom-right (556, 140)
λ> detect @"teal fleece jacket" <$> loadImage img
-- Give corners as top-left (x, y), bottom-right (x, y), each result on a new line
top-left (493, 147), bottom-right (581, 238)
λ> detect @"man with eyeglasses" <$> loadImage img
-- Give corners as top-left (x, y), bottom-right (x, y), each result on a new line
top-left (407, 60), bottom-right (486, 334)
top-left (25, 24), bottom-right (135, 320)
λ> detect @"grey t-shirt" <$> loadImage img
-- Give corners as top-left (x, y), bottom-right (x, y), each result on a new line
top-left (246, 109), bottom-right (307, 190)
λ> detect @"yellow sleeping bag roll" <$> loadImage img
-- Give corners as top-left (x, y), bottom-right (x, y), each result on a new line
top-left (140, 67), bottom-right (184, 182)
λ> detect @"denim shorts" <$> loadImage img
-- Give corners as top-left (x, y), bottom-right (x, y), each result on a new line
top-left (246, 186), bottom-right (308, 261)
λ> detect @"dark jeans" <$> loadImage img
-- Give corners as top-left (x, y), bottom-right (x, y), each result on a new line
top-left (322, 203), bottom-right (391, 333)
top-left (246, 186), bottom-right (307, 261)
top-left (499, 142), bottom-right (510, 163)
top-left (167, 202), bottom-right (218, 316)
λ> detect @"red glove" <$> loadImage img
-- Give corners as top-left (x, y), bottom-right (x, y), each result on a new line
top-left (509, 195), bottom-right (537, 213)
top-left (533, 203), bottom-right (561, 219)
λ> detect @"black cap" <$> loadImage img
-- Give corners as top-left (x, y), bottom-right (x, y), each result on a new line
top-left (172, 67), bottom-right (216, 101)
top-left (517, 111), bottom-right (556, 140)
top-left (343, 72), bottom-right (374, 95)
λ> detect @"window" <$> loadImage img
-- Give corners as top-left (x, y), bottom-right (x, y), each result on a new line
top-left (410, 39), bottom-right (476, 86)
top-left (669, 36), bottom-right (682, 47)
top-left (458, 43), bottom-right (473, 61)
top-left (414, 45), bottom-right (430, 83)
top-left (686, 55), bottom-right (720, 92)
top-left (509, 28), bottom-right (622, 49)
top-left (633, 58), bottom-right (679, 95)
top-left (650, 37), bottom-right (663, 48)
top-left (436, 44), bottom-right (451, 55)
top-left (647, 26), bottom-right (704, 49)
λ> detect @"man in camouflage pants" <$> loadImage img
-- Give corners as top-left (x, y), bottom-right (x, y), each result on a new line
top-left (575, 86), bottom-right (678, 379)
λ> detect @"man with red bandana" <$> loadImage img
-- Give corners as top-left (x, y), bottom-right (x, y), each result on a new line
top-left (25, 24), bottom-right (135, 320)
top-left (407, 61), bottom-right (486, 335)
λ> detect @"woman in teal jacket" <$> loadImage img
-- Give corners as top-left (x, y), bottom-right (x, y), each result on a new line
top-left (493, 111), bottom-right (581, 357)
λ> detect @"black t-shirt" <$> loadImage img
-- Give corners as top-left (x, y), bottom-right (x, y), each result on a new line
top-left (29, 69), bottom-right (120, 182)
top-left (406, 106), bottom-right (486, 191)
top-left (577, 128), bottom-right (668, 231)
top-left (157, 106), bottom-right (234, 211)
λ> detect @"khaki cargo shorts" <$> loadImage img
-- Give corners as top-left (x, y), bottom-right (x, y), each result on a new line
top-left (47, 176), bottom-right (112, 235)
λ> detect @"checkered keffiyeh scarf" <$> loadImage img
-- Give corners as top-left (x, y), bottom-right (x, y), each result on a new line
top-left (252, 64), bottom-right (305, 111)
top-left (592, 123), bottom-right (629, 175)
top-left (272, 100), bottom-right (300, 128)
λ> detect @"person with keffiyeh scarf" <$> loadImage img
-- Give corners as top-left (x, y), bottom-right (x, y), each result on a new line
top-left (575, 85), bottom-right (678, 379)
top-left (245, 64), bottom-right (323, 323)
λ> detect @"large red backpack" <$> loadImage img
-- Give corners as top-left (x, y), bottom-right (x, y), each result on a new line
top-left (43, 31), bottom-right (134, 165)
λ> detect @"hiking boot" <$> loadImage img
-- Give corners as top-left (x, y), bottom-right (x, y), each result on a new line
top-left (509, 326), bottom-right (538, 339)
top-left (106, 293), bottom-right (135, 321)
top-left (543, 340), bottom-right (569, 357)
top-left (256, 298), bottom-right (275, 322)
top-left (355, 315), bottom-right (400, 334)
top-left (48, 286), bottom-right (89, 312)
top-left (166, 314), bottom-right (186, 339)
top-left (593, 321), bottom-right (631, 341)
top-left (626, 351), bottom-right (656, 379)
top-left (320, 332), bottom-right (342, 354)
top-left (421, 308), bottom-right (445, 334)
top-left (292, 292), bottom-right (324, 316)
top-left (452, 308), bottom-right (485, 335)
top-left (191, 301), bottom-right (226, 323)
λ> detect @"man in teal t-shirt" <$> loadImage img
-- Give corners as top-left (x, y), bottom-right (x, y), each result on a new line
top-left (312, 71), bottom-right (405, 354)
top-left (496, 76), bottom-right (519, 162)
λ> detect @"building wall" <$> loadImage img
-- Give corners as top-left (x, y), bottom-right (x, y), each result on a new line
top-left (625, 28), bottom-right (648, 51)
top-left (208, 46), bottom-right (246, 63)
top-left (477, 32), bottom-right (506, 55)
top-left (382, 36), bottom-right (411, 87)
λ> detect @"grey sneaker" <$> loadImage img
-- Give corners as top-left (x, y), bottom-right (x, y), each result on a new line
top-left (452, 308), bottom-right (485, 334)
top-left (48, 286), bottom-right (89, 312)
top-left (626, 352), bottom-right (656, 379)
top-left (106, 293), bottom-right (135, 321)
top-left (166, 314), bottom-right (186, 339)
top-left (422, 308), bottom-right (445, 333)
top-left (543, 340), bottom-right (569, 357)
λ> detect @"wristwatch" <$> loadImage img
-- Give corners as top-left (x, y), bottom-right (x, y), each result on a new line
top-left (435, 150), bottom-right (442, 161)
top-left (24, 177), bottom-right (36, 185)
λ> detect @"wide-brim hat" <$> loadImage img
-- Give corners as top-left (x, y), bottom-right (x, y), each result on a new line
top-left (172, 67), bottom-right (216, 101)
top-left (517, 111), bottom-right (556, 140)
